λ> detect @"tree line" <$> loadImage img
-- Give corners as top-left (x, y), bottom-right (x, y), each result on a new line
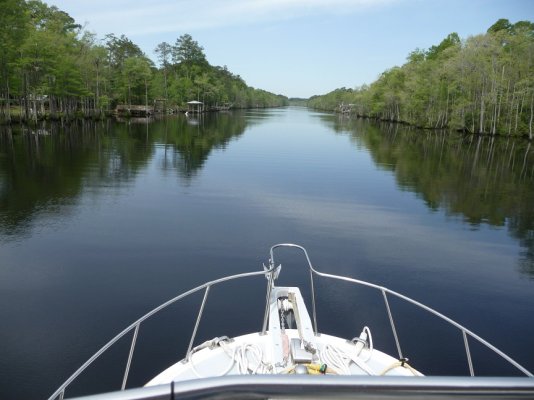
top-left (151, 35), bottom-right (287, 112)
top-left (0, 0), bottom-right (288, 124)
top-left (308, 19), bottom-right (534, 139)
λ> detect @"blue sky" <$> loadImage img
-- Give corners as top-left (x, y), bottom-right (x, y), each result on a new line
top-left (46, 0), bottom-right (533, 98)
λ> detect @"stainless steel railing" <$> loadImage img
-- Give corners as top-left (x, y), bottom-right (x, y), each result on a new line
top-left (266, 243), bottom-right (533, 378)
top-left (48, 267), bottom-right (276, 400)
top-left (49, 244), bottom-right (533, 400)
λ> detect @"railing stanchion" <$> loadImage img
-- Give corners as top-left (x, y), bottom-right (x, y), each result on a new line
top-left (186, 285), bottom-right (211, 360)
top-left (463, 330), bottom-right (475, 376)
top-left (121, 322), bottom-right (140, 390)
top-left (382, 290), bottom-right (403, 359)
top-left (261, 274), bottom-right (273, 335)
top-left (310, 270), bottom-right (318, 335)
top-left (58, 389), bottom-right (65, 400)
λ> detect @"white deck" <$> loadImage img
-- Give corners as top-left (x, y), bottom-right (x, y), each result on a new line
top-left (146, 329), bottom-right (420, 386)
top-left (146, 285), bottom-right (421, 386)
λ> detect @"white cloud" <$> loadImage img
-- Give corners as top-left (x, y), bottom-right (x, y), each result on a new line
top-left (49, 0), bottom-right (399, 36)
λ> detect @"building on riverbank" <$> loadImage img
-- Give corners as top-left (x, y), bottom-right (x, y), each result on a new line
top-left (187, 100), bottom-right (204, 114)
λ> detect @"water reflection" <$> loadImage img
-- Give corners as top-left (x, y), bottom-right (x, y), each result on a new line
top-left (1, 109), bottom-right (533, 400)
top-left (2, 111), bottom-right (533, 275)
top-left (0, 112), bottom-right (250, 238)
top-left (157, 112), bottom-right (249, 181)
top-left (324, 115), bottom-right (534, 277)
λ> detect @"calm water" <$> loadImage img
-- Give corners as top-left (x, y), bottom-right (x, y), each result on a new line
top-left (1, 107), bottom-right (533, 399)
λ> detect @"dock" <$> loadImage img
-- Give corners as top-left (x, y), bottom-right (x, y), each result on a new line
top-left (115, 105), bottom-right (154, 117)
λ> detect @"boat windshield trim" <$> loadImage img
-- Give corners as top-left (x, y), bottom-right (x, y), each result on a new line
top-left (70, 376), bottom-right (534, 400)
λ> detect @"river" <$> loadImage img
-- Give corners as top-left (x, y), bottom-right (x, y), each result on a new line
top-left (1, 107), bottom-right (533, 399)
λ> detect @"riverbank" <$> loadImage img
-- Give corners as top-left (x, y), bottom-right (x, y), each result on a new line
top-left (307, 20), bottom-right (534, 141)
top-left (0, 105), bottom-right (287, 126)
top-left (0, 107), bottom-right (112, 125)
top-left (309, 106), bottom-right (534, 141)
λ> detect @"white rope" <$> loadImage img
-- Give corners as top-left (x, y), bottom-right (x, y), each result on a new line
top-left (189, 340), bottom-right (270, 378)
top-left (360, 326), bottom-right (373, 362)
top-left (379, 360), bottom-right (420, 376)
top-left (189, 344), bottom-right (236, 378)
top-left (229, 342), bottom-right (266, 374)
top-left (320, 344), bottom-right (376, 375)
top-left (319, 344), bottom-right (351, 375)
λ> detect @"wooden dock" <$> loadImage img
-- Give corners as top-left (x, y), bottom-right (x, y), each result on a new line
top-left (115, 105), bottom-right (154, 117)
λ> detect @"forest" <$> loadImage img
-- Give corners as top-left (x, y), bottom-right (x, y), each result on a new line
top-left (308, 19), bottom-right (534, 139)
top-left (0, 0), bottom-right (288, 123)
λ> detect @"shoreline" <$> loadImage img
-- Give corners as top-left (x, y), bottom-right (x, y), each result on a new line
top-left (311, 108), bottom-right (534, 141)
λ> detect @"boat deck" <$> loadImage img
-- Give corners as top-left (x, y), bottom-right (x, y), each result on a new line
top-left (147, 285), bottom-right (420, 385)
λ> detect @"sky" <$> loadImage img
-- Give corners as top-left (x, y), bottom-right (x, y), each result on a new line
top-left (45, 0), bottom-right (533, 98)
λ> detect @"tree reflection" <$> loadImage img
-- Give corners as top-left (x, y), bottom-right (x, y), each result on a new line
top-left (329, 116), bottom-right (534, 277)
top-left (0, 120), bottom-right (152, 237)
top-left (0, 113), bottom-right (250, 238)
top-left (154, 112), bottom-right (249, 182)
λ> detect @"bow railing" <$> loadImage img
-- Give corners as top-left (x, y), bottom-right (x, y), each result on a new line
top-left (50, 244), bottom-right (532, 400)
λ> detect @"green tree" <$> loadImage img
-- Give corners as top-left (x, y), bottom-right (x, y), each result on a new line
top-left (173, 34), bottom-right (207, 65)
top-left (309, 19), bottom-right (533, 137)
top-left (154, 41), bottom-right (172, 99)
top-left (121, 56), bottom-right (152, 107)
top-left (0, 0), bottom-right (28, 121)
top-left (488, 18), bottom-right (512, 34)
top-left (1, 2), bottom-right (286, 122)
top-left (426, 32), bottom-right (460, 60)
